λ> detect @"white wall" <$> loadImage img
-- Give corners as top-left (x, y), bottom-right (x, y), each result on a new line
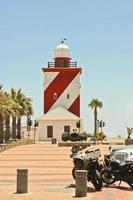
top-left (37, 119), bottom-right (84, 141)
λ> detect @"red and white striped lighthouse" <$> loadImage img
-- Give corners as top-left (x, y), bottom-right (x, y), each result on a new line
top-left (42, 41), bottom-right (82, 117)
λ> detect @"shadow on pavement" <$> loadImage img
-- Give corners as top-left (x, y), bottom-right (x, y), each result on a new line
top-left (67, 184), bottom-right (97, 193)
top-left (103, 184), bottom-right (133, 191)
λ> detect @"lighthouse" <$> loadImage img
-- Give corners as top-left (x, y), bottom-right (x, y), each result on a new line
top-left (37, 41), bottom-right (83, 141)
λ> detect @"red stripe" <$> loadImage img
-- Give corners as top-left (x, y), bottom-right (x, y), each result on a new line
top-left (44, 70), bottom-right (79, 113)
top-left (42, 68), bottom-right (82, 73)
top-left (68, 96), bottom-right (80, 117)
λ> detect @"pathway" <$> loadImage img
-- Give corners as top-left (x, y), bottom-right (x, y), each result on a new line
top-left (0, 142), bottom-right (132, 200)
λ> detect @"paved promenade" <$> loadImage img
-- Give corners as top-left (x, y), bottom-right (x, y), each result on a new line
top-left (0, 142), bottom-right (132, 200)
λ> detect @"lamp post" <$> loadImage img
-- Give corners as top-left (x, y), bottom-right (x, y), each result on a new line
top-left (33, 125), bottom-right (36, 144)
top-left (76, 120), bottom-right (81, 134)
top-left (27, 116), bottom-right (32, 139)
top-left (99, 120), bottom-right (105, 132)
top-left (97, 120), bottom-right (100, 133)
top-left (34, 120), bottom-right (38, 144)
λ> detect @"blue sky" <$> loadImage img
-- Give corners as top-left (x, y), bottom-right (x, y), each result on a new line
top-left (0, 0), bottom-right (133, 137)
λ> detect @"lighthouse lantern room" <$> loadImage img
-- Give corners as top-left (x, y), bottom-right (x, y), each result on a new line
top-left (37, 41), bottom-right (83, 141)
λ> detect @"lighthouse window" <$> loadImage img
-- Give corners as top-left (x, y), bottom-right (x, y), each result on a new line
top-left (54, 93), bottom-right (57, 99)
top-left (67, 94), bottom-right (70, 99)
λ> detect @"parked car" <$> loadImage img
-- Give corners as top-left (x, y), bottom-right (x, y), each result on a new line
top-left (62, 131), bottom-right (88, 142)
top-left (111, 145), bottom-right (133, 154)
top-left (110, 145), bottom-right (133, 163)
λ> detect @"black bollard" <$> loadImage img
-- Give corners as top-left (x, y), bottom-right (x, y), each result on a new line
top-left (51, 138), bottom-right (57, 144)
top-left (17, 169), bottom-right (28, 193)
top-left (75, 170), bottom-right (87, 197)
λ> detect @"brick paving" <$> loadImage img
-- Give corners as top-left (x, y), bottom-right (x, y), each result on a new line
top-left (0, 142), bottom-right (132, 200)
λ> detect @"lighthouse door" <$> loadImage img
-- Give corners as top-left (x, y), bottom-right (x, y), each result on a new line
top-left (47, 126), bottom-right (53, 138)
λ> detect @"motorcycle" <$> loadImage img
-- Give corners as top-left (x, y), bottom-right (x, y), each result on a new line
top-left (71, 145), bottom-right (103, 191)
top-left (101, 156), bottom-right (133, 189)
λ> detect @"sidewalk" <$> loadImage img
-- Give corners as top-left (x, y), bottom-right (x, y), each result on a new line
top-left (0, 142), bottom-right (132, 200)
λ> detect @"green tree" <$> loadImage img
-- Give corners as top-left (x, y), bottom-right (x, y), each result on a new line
top-left (16, 91), bottom-right (33, 139)
top-left (10, 89), bottom-right (20, 139)
top-left (0, 85), bottom-right (4, 143)
top-left (4, 92), bottom-right (16, 141)
top-left (0, 87), bottom-right (16, 142)
top-left (11, 89), bottom-right (33, 139)
top-left (127, 127), bottom-right (133, 139)
top-left (89, 98), bottom-right (103, 137)
top-left (0, 86), bottom-right (33, 142)
top-left (96, 132), bottom-right (106, 143)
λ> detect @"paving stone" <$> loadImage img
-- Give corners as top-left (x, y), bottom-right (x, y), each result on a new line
top-left (0, 142), bottom-right (132, 200)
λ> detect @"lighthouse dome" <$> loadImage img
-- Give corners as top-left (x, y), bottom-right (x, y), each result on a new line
top-left (55, 41), bottom-right (70, 58)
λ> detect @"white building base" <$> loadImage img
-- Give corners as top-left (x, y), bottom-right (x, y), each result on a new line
top-left (37, 106), bottom-right (83, 141)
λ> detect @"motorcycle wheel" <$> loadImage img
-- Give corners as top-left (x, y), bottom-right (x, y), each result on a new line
top-left (90, 170), bottom-right (103, 191)
top-left (72, 167), bottom-right (76, 180)
top-left (101, 169), bottom-right (115, 185)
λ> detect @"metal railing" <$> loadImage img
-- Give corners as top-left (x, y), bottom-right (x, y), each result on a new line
top-left (48, 62), bottom-right (77, 68)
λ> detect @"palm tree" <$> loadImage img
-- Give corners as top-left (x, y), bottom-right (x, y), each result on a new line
top-left (4, 92), bottom-right (17, 142)
top-left (26, 100), bottom-right (33, 135)
top-left (16, 90), bottom-right (27, 139)
top-left (4, 92), bottom-right (12, 141)
top-left (10, 89), bottom-right (33, 139)
top-left (0, 87), bottom-right (33, 142)
top-left (0, 87), bottom-right (16, 142)
top-left (10, 89), bottom-right (19, 139)
top-left (0, 85), bottom-right (4, 143)
top-left (89, 98), bottom-right (103, 137)
top-left (16, 91), bottom-right (33, 139)
top-left (127, 127), bottom-right (133, 139)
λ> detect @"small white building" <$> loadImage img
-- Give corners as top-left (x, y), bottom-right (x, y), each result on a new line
top-left (37, 106), bottom-right (83, 141)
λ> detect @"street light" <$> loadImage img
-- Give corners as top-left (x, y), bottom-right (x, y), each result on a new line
top-left (76, 120), bottom-right (81, 134)
top-left (33, 120), bottom-right (38, 143)
top-left (27, 117), bottom-right (32, 139)
top-left (97, 120), bottom-right (100, 133)
top-left (99, 120), bottom-right (105, 132)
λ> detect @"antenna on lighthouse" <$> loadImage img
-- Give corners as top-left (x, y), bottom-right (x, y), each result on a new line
top-left (61, 38), bottom-right (66, 43)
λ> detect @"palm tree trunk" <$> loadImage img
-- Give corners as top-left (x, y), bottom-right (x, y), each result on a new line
top-left (0, 114), bottom-right (4, 143)
top-left (12, 116), bottom-right (16, 139)
top-left (5, 115), bottom-right (10, 142)
top-left (17, 117), bottom-right (21, 139)
top-left (94, 108), bottom-right (97, 137)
